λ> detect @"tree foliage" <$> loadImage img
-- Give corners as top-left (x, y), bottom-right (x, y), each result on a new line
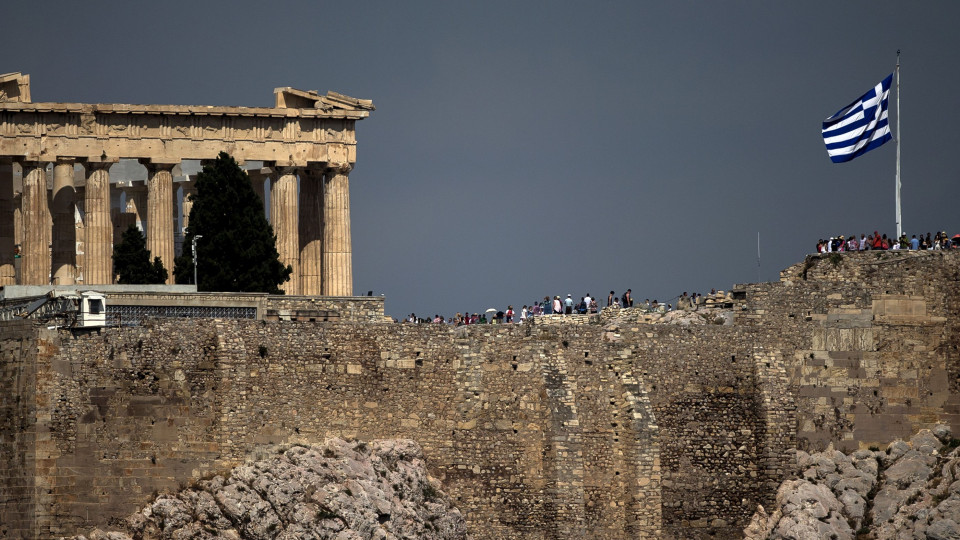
top-left (173, 152), bottom-right (291, 293)
top-left (113, 225), bottom-right (168, 284)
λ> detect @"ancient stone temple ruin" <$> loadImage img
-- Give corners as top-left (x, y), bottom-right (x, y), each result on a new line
top-left (0, 72), bottom-right (374, 295)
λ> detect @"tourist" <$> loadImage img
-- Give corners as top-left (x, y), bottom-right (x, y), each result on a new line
top-left (505, 305), bottom-right (514, 323)
top-left (564, 294), bottom-right (574, 314)
top-left (553, 296), bottom-right (562, 315)
top-left (624, 289), bottom-right (633, 307)
top-left (583, 293), bottom-right (592, 312)
top-left (607, 291), bottom-right (615, 306)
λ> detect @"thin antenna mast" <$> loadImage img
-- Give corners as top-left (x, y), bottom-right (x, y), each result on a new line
top-left (757, 232), bottom-right (761, 283)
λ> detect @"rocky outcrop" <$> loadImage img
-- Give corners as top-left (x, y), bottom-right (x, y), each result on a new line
top-left (744, 426), bottom-right (960, 539)
top-left (68, 438), bottom-right (466, 540)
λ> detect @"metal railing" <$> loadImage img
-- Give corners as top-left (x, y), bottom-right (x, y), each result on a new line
top-left (106, 304), bottom-right (256, 325)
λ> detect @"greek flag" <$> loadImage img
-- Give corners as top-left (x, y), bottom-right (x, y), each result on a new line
top-left (822, 74), bottom-right (893, 163)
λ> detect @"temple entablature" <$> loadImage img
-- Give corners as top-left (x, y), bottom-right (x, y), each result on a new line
top-left (0, 81), bottom-right (371, 167)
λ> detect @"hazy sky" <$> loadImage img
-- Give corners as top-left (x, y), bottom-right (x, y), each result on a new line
top-left (7, 2), bottom-right (960, 319)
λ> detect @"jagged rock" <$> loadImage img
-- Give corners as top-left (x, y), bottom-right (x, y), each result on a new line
top-left (883, 440), bottom-right (912, 465)
top-left (742, 504), bottom-right (770, 540)
top-left (926, 518), bottom-right (960, 540)
top-left (768, 481), bottom-right (854, 540)
top-left (66, 439), bottom-right (466, 540)
top-left (746, 426), bottom-right (960, 540)
top-left (934, 424), bottom-right (953, 444)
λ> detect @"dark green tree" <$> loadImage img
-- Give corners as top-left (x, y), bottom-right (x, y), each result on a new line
top-left (113, 225), bottom-right (169, 284)
top-left (173, 152), bottom-right (291, 293)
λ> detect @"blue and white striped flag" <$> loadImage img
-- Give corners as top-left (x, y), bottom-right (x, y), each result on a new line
top-left (822, 74), bottom-right (893, 163)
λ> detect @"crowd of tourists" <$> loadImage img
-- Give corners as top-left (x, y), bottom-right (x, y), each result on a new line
top-left (400, 288), bottom-right (730, 325)
top-left (817, 230), bottom-right (960, 253)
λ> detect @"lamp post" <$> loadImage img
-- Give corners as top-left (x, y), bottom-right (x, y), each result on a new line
top-left (192, 234), bottom-right (203, 287)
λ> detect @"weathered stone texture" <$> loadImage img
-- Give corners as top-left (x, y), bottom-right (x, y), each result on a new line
top-left (2, 319), bottom-right (675, 539)
top-left (2, 250), bottom-right (960, 539)
top-left (744, 251), bottom-right (960, 453)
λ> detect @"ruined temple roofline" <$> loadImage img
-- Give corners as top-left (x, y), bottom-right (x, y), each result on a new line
top-left (0, 72), bottom-right (373, 118)
top-left (0, 101), bottom-right (372, 120)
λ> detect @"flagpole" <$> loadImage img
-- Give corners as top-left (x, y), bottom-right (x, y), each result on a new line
top-left (895, 50), bottom-right (902, 239)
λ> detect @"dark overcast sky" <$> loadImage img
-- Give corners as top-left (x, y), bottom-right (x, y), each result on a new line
top-left (7, 1), bottom-right (960, 319)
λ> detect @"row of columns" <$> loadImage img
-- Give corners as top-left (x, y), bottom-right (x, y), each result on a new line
top-left (255, 165), bottom-right (352, 296)
top-left (0, 159), bottom-right (353, 296)
top-left (3, 159), bottom-right (172, 287)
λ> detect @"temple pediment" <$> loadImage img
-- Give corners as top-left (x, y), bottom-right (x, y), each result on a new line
top-left (274, 87), bottom-right (375, 112)
top-left (0, 72), bottom-right (31, 103)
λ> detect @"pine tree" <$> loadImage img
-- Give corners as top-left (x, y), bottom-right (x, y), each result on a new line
top-left (173, 152), bottom-right (291, 293)
top-left (113, 225), bottom-right (168, 284)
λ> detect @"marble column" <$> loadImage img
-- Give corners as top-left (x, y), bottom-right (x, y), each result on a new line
top-left (179, 177), bottom-right (197, 233)
top-left (298, 168), bottom-right (324, 295)
top-left (145, 162), bottom-right (176, 283)
top-left (0, 162), bottom-right (15, 285)
top-left (124, 181), bottom-right (148, 232)
top-left (270, 167), bottom-right (299, 294)
top-left (322, 164), bottom-right (352, 296)
top-left (84, 162), bottom-right (114, 284)
top-left (74, 185), bottom-right (85, 283)
top-left (20, 161), bottom-right (51, 285)
top-left (51, 159), bottom-right (77, 285)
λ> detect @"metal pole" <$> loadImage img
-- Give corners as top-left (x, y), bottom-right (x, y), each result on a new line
top-left (757, 232), bottom-right (761, 283)
top-left (895, 50), bottom-right (902, 238)
top-left (192, 234), bottom-right (202, 287)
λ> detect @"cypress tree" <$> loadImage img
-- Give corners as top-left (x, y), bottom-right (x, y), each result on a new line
top-left (173, 152), bottom-right (291, 293)
top-left (113, 225), bottom-right (168, 284)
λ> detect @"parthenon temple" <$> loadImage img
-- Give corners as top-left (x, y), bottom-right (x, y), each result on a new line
top-left (0, 72), bottom-right (373, 295)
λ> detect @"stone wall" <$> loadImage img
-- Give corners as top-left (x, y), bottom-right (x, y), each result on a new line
top-left (740, 250), bottom-right (960, 451)
top-left (0, 316), bottom-right (794, 539)
top-left (3, 250), bottom-right (959, 539)
top-left (0, 321), bottom-right (39, 540)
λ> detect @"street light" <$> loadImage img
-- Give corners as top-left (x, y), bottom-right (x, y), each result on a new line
top-left (192, 235), bottom-right (203, 287)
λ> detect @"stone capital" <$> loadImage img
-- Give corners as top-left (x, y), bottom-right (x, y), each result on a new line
top-left (275, 166), bottom-right (299, 176)
top-left (79, 160), bottom-right (115, 171)
top-left (79, 153), bottom-right (120, 164)
top-left (139, 159), bottom-right (179, 173)
top-left (324, 163), bottom-right (353, 175)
